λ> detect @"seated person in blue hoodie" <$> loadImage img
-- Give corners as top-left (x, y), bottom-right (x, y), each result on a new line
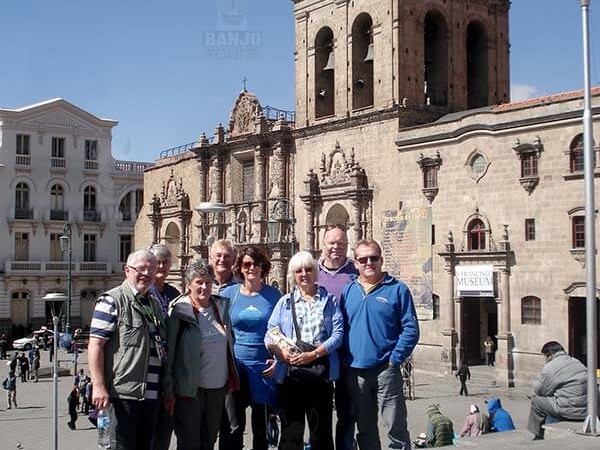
top-left (486, 397), bottom-right (515, 432)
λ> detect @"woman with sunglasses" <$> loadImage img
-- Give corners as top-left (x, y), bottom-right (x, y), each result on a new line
top-left (265, 251), bottom-right (343, 450)
top-left (219, 245), bottom-right (281, 450)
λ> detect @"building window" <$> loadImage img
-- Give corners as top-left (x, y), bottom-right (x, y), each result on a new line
top-left (242, 160), bottom-right (255, 202)
top-left (521, 153), bottom-right (538, 177)
top-left (424, 11), bottom-right (449, 107)
top-left (471, 154), bottom-right (486, 175)
top-left (432, 294), bottom-right (440, 320)
top-left (83, 186), bottom-right (99, 221)
top-left (16, 134), bottom-right (31, 165)
top-left (569, 134), bottom-right (584, 173)
top-left (315, 26), bottom-right (335, 119)
top-left (525, 218), bottom-right (536, 241)
top-left (119, 193), bottom-right (132, 221)
top-left (572, 216), bottom-right (585, 248)
top-left (15, 232), bottom-right (29, 261)
top-left (417, 151), bottom-right (442, 202)
top-left (351, 13), bottom-right (374, 110)
top-left (16, 134), bottom-right (30, 155)
top-left (521, 296), bottom-right (542, 325)
top-left (15, 182), bottom-right (32, 219)
top-left (83, 234), bottom-right (97, 261)
top-left (120, 235), bottom-right (132, 262)
top-left (135, 189), bottom-right (143, 214)
top-left (51, 137), bottom-right (66, 168)
top-left (84, 140), bottom-right (98, 170)
top-left (50, 233), bottom-right (62, 261)
top-left (467, 219), bottom-right (486, 250)
top-left (51, 137), bottom-right (65, 158)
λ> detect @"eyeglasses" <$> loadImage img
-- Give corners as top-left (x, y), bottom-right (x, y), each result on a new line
top-left (241, 261), bottom-right (259, 270)
top-left (127, 265), bottom-right (155, 276)
top-left (356, 255), bottom-right (381, 265)
top-left (294, 267), bottom-right (313, 274)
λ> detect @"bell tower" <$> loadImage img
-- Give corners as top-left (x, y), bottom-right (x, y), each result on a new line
top-left (293, 0), bottom-right (510, 128)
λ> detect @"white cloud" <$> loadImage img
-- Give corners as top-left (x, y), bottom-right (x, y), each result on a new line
top-left (510, 83), bottom-right (541, 101)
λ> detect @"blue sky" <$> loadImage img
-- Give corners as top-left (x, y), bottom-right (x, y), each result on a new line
top-left (1, 0), bottom-right (598, 163)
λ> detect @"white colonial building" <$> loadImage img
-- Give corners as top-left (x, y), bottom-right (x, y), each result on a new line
top-left (0, 98), bottom-right (151, 338)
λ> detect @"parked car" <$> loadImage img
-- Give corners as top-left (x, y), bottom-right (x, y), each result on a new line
top-left (12, 328), bottom-right (56, 350)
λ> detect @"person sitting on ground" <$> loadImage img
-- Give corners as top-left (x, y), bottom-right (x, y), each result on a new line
top-left (459, 404), bottom-right (489, 438)
top-left (425, 404), bottom-right (454, 447)
top-left (527, 341), bottom-right (587, 440)
top-left (486, 397), bottom-right (515, 432)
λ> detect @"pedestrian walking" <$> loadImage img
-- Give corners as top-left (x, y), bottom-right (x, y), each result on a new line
top-left (30, 347), bottom-right (40, 382)
top-left (456, 361), bottom-right (471, 396)
top-left (67, 386), bottom-right (79, 429)
top-left (0, 332), bottom-right (7, 359)
top-left (3, 371), bottom-right (17, 409)
top-left (18, 352), bottom-right (29, 383)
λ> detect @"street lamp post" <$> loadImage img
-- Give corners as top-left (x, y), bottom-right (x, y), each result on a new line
top-left (43, 292), bottom-right (66, 450)
top-left (59, 223), bottom-right (72, 335)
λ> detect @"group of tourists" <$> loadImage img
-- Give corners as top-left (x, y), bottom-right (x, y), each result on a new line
top-left (88, 226), bottom-right (420, 450)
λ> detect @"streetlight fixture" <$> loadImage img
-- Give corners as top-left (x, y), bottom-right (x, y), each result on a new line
top-left (59, 223), bottom-right (72, 335)
top-left (267, 197), bottom-right (296, 253)
top-left (195, 201), bottom-right (227, 250)
top-left (43, 292), bottom-right (66, 450)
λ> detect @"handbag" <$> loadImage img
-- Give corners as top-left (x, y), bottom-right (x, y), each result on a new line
top-left (287, 294), bottom-right (329, 383)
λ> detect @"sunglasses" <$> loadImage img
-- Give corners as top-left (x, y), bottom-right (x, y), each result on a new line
top-left (356, 255), bottom-right (381, 265)
top-left (294, 267), bottom-right (314, 274)
top-left (241, 261), bottom-right (260, 270)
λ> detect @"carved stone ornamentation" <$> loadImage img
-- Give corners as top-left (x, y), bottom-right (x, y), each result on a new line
top-left (228, 90), bottom-right (263, 137)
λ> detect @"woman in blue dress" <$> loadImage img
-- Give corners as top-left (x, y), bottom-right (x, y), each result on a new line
top-left (219, 245), bottom-right (281, 450)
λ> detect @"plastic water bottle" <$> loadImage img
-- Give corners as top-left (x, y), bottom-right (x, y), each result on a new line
top-left (97, 408), bottom-right (111, 448)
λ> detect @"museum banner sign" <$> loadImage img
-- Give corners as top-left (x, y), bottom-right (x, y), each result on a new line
top-left (455, 265), bottom-right (494, 297)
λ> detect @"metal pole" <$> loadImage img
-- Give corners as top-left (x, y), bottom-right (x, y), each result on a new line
top-left (52, 315), bottom-right (59, 450)
top-left (64, 223), bottom-right (72, 334)
top-left (580, 0), bottom-right (600, 436)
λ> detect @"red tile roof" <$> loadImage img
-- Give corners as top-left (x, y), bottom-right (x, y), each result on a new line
top-left (494, 86), bottom-right (600, 112)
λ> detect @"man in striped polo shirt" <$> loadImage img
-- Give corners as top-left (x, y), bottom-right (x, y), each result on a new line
top-left (88, 249), bottom-right (167, 450)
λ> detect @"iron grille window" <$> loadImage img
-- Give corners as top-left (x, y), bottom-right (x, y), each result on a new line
top-left (15, 182), bottom-right (30, 210)
top-left (572, 216), bottom-right (585, 248)
top-left (521, 296), bottom-right (541, 325)
top-left (525, 218), bottom-right (536, 241)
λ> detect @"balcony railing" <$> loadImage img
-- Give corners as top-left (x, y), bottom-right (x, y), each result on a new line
top-left (114, 160), bottom-right (153, 172)
top-left (15, 154), bottom-right (31, 166)
top-left (84, 160), bottom-right (99, 170)
top-left (50, 209), bottom-right (69, 221)
top-left (14, 208), bottom-right (34, 220)
top-left (51, 157), bottom-right (66, 168)
top-left (83, 210), bottom-right (102, 222)
top-left (5, 260), bottom-right (110, 274)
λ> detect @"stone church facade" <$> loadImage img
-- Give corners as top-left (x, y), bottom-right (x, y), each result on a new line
top-left (135, 0), bottom-right (600, 386)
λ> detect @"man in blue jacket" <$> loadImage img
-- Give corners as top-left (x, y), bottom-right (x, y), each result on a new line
top-left (486, 397), bottom-right (516, 432)
top-left (340, 239), bottom-right (420, 450)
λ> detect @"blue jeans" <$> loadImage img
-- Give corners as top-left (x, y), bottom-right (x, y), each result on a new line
top-left (347, 364), bottom-right (410, 450)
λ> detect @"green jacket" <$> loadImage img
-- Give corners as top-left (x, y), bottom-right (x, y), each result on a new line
top-left (102, 281), bottom-right (166, 400)
top-left (163, 294), bottom-right (237, 398)
top-left (426, 405), bottom-right (455, 447)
